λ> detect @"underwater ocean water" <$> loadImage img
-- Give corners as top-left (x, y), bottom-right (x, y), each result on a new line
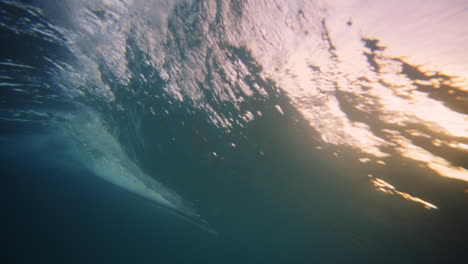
top-left (2, 0), bottom-right (467, 263)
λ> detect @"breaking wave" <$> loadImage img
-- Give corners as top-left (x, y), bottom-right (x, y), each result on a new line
top-left (1, 0), bottom-right (467, 231)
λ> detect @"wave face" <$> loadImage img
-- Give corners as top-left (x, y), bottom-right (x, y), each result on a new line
top-left (2, 0), bottom-right (468, 261)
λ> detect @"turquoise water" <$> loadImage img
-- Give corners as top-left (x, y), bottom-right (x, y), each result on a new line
top-left (2, 0), bottom-right (467, 263)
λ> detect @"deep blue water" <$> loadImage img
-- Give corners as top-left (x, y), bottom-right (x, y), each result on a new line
top-left (3, 137), bottom-right (221, 263)
top-left (2, 0), bottom-right (468, 263)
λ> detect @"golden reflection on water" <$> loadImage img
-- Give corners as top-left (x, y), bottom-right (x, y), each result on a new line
top-left (282, 36), bottom-right (468, 183)
top-left (282, 30), bottom-right (468, 184)
top-left (369, 175), bottom-right (438, 210)
top-left (386, 131), bottom-right (468, 182)
top-left (231, 0), bottom-right (467, 208)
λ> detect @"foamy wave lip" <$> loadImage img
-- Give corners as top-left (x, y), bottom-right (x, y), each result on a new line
top-left (58, 108), bottom-right (217, 234)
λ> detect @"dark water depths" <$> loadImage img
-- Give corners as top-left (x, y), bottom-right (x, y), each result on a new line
top-left (3, 0), bottom-right (468, 263)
